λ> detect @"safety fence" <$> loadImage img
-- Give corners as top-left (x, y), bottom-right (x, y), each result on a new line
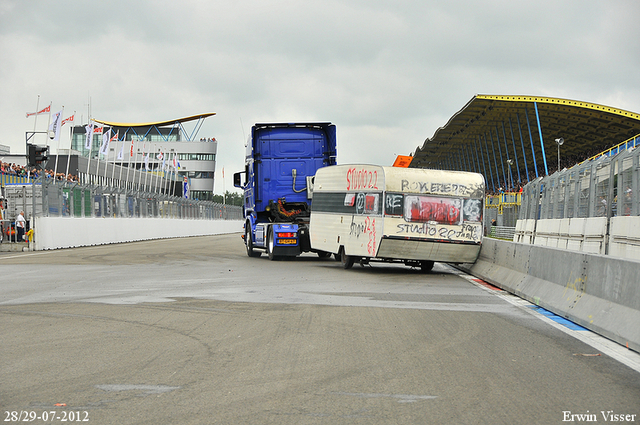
top-left (515, 144), bottom-right (640, 259)
top-left (1, 177), bottom-right (243, 248)
top-left (484, 192), bottom-right (521, 229)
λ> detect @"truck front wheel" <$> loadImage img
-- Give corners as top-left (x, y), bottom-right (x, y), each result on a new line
top-left (245, 226), bottom-right (261, 258)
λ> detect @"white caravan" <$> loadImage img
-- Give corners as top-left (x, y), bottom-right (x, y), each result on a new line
top-left (309, 165), bottom-right (485, 270)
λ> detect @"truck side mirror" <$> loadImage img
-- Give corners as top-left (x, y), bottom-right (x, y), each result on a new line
top-left (233, 172), bottom-right (245, 188)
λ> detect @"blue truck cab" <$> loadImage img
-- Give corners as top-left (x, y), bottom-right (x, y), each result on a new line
top-left (234, 122), bottom-right (337, 260)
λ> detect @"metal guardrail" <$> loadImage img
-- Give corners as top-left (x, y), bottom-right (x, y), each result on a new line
top-left (487, 225), bottom-right (516, 240)
top-left (1, 176), bottom-right (243, 247)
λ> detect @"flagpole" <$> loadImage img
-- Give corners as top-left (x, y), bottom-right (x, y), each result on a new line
top-left (64, 111), bottom-right (75, 183)
top-left (125, 135), bottom-right (133, 192)
top-left (85, 120), bottom-right (93, 185)
top-left (154, 145), bottom-right (162, 194)
top-left (110, 134), bottom-right (119, 186)
top-left (143, 144), bottom-right (150, 192)
top-left (118, 135), bottom-right (125, 189)
top-left (151, 144), bottom-right (157, 193)
top-left (53, 106), bottom-right (64, 181)
top-left (32, 95), bottom-right (40, 133)
top-left (138, 141), bottom-right (145, 191)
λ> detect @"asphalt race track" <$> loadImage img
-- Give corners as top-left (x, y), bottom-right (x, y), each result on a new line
top-left (1, 234), bottom-right (639, 424)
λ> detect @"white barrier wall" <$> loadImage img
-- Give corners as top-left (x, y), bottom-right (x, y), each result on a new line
top-left (460, 238), bottom-right (640, 353)
top-left (513, 216), bottom-right (640, 260)
top-left (34, 217), bottom-right (243, 250)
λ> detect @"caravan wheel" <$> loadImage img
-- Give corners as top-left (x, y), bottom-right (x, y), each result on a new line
top-left (340, 248), bottom-right (355, 269)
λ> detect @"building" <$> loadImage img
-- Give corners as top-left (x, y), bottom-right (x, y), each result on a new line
top-left (70, 113), bottom-right (218, 200)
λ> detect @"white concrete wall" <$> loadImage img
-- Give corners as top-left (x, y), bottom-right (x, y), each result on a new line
top-left (513, 216), bottom-right (636, 259)
top-left (460, 238), bottom-right (640, 353)
top-left (34, 217), bottom-right (243, 250)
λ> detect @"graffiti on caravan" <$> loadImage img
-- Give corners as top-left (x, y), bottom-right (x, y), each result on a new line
top-left (395, 222), bottom-right (481, 242)
top-left (349, 215), bottom-right (377, 255)
top-left (401, 179), bottom-right (482, 197)
top-left (346, 167), bottom-right (379, 191)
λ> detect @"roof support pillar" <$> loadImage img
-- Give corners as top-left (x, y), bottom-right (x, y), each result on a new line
top-left (523, 107), bottom-right (540, 179)
top-left (481, 135), bottom-right (496, 192)
top-left (473, 140), bottom-right (483, 176)
top-left (533, 102), bottom-right (549, 176)
top-left (511, 115), bottom-right (527, 183)
top-left (494, 125), bottom-right (509, 190)
top-left (464, 144), bottom-right (475, 173)
top-left (487, 132), bottom-right (502, 189)
top-left (502, 121), bottom-right (516, 189)
top-left (462, 145), bottom-right (470, 172)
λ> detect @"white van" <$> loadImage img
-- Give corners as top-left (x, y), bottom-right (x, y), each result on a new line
top-left (309, 165), bottom-right (485, 270)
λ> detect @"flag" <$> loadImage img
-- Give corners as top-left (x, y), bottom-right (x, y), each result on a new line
top-left (117, 140), bottom-right (125, 160)
top-left (172, 156), bottom-right (180, 170)
top-left (222, 167), bottom-right (224, 178)
top-left (130, 139), bottom-right (135, 156)
top-left (156, 151), bottom-right (163, 161)
top-left (144, 153), bottom-right (150, 171)
top-left (99, 129), bottom-right (111, 155)
top-left (93, 126), bottom-right (103, 134)
top-left (26, 105), bottom-right (51, 118)
top-left (49, 110), bottom-right (62, 142)
top-left (61, 114), bottom-right (75, 126)
top-left (84, 123), bottom-right (94, 149)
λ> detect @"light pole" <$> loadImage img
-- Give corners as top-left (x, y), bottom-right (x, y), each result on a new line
top-left (507, 159), bottom-right (513, 192)
top-left (555, 138), bottom-right (564, 171)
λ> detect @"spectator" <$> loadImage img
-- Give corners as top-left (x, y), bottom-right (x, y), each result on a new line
top-left (15, 210), bottom-right (26, 242)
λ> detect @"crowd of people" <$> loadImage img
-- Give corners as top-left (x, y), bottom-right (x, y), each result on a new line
top-left (1, 161), bottom-right (79, 182)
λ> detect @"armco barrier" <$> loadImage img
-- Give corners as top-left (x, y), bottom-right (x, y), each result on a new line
top-left (34, 217), bottom-right (243, 250)
top-left (459, 238), bottom-right (640, 353)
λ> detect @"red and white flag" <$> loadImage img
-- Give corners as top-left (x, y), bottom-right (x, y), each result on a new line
top-left (61, 114), bottom-right (75, 126)
top-left (26, 105), bottom-right (51, 118)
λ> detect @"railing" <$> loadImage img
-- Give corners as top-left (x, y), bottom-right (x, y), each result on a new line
top-left (487, 225), bottom-right (516, 240)
top-left (1, 176), bottom-right (243, 247)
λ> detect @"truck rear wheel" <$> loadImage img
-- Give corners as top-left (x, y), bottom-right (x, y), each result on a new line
top-left (245, 226), bottom-right (261, 258)
top-left (267, 228), bottom-right (278, 261)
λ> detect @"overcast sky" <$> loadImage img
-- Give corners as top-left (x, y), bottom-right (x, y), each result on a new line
top-left (1, 0), bottom-right (639, 194)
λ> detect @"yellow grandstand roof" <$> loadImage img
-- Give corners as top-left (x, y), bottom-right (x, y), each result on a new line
top-left (93, 113), bottom-right (216, 128)
top-left (410, 95), bottom-right (640, 173)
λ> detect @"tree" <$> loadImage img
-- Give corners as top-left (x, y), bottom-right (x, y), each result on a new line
top-left (212, 191), bottom-right (243, 206)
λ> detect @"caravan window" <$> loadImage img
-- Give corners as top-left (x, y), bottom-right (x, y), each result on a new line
top-left (404, 195), bottom-right (462, 225)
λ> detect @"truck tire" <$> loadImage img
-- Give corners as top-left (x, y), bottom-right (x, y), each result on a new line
top-left (340, 247), bottom-right (354, 269)
top-left (245, 226), bottom-right (261, 258)
top-left (267, 228), bottom-right (278, 261)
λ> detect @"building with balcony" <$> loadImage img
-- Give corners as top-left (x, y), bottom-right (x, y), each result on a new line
top-left (70, 113), bottom-right (218, 200)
